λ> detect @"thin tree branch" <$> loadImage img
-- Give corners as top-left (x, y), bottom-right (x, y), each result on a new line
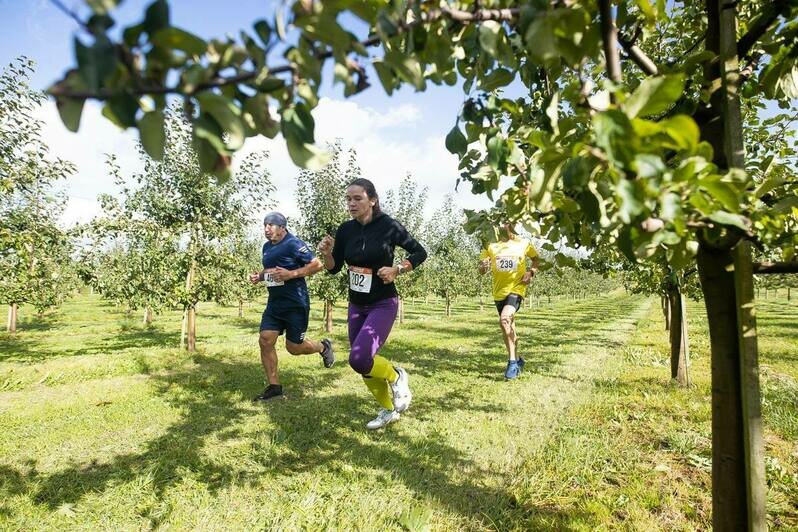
top-left (48, 0), bottom-right (90, 34)
top-left (617, 30), bottom-right (659, 75)
top-left (737, 0), bottom-right (789, 60)
top-left (598, 0), bottom-right (622, 85)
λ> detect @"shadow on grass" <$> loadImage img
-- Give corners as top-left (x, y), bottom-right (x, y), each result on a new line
top-left (1, 351), bottom-right (594, 528)
top-left (1, 294), bottom-right (646, 528)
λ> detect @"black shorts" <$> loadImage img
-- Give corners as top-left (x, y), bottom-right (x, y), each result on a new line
top-left (495, 293), bottom-right (523, 315)
top-left (260, 306), bottom-right (309, 344)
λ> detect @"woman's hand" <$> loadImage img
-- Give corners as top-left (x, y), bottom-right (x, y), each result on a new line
top-left (318, 235), bottom-right (334, 254)
top-left (377, 266), bottom-right (400, 284)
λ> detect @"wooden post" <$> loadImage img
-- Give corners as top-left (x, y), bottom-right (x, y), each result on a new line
top-left (733, 241), bottom-right (767, 531)
top-left (143, 307), bottom-right (153, 325)
top-left (668, 287), bottom-right (689, 386)
top-left (180, 307), bottom-right (188, 349)
top-left (238, 300), bottom-right (244, 318)
top-left (7, 304), bottom-right (18, 333)
top-left (187, 305), bottom-right (196, 352)
top-left (325, 300), bottom-right (333, 333)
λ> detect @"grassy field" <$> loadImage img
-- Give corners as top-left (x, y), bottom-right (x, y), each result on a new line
top-left (0, 292), bottom-right (796, 530)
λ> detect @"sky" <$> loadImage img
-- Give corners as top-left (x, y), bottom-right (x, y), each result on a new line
top-left (0, 0), bottom-right (490, 229)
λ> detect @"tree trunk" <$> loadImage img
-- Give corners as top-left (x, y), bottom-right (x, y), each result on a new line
top-left (7, 304), bottom-right (18, 333)
top-left (445, 297), bottom-right (451, 317)
top-left (238, 300), bottom-right (244, 318)
top-left (186, 305), bottom-right (196, 352)
top-left (698, 2), bottom-right (766, 526)
top-left (181, 223), bottom-right (198, 351)
top-left (325, 300), bottom-right (333, 333)
top-left (143, 307), bottom-right (153, 325)
top-left (698, 244), bottom-right (748, 529)
top-left (398, 297), bottom-right (405, 324)
top-left (788, 287), bottom-right (791, 301)
top-left (667, 286), bottom-right (689, 386)
top-left (662, 294), bottom-right (672, 331)
top-left (479, 294), bottom-right (484, 312)
top-left (180, 307), bottom-right (188, 349)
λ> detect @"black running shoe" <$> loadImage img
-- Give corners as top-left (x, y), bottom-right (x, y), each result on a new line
top-left (253, 384), bottom-right (283, 402)
top-left (320, 338), bottom-right (335, 368)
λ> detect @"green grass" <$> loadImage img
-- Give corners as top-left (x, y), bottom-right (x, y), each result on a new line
top-left (0, 292), bottom-right (795, 530)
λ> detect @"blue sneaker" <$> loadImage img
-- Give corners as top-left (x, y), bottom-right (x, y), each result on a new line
top-left (504, 360), bottom-right (521, 380)
top-left (517, 357), bottom-right (525, 372)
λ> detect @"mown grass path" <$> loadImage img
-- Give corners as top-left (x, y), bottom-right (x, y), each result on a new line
top-left (1, 292), bottom-right (794, 530)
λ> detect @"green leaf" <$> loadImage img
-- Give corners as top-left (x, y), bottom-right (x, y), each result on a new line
top-left (635, 0), bottom-right (656, 24)
top-left (383, 51), bottom-right (425, 91)
top-left (242, 94), bottom-right (279, 138)
top-left (372, 60), bottom-right (395, 95)
top-left (487, 135), bottom-right (507, 170)
top-left (196, 92), bottom-right (245, 150)
top-left (138, 110), bottom-right (165, 160)
top-left (524, 17), bottom-right (558, 63)
top-left (616, 179), bottom-right (645, 223)
top-left (151, 27), bottom-right (207, 56)
top-left (632, 154), bottom-right (665, 178)
top-left (143, 0), bottom-right (169, 35)
top-left (56, 97), bottom-right (85, 132)
top-left (87, 14), bottom-right (115, 36)
top-left (445, 124), bottom-right (468, 157)
top-left (593, 110), bottom-right (636, 168)
top-left (193, 113), bottom-right (227, 153)
top-left (75, 35), bottom-right (117, 91)
top-left (563, 156), bottom-right (589, 191)
top-left (285, 138), bottom-right (330, 170)
top-left (479, 21), bottom-right (501, 57)
top-left (102, 93), bottom-right (139, 129)
top-left (707, 211), bottom-right (749, 230)
top-left (624, 74), bottom-right (685, 118)
top-left (253, 19), bottom-right (272, 47)
top-left (700, 178), bottom-right (740, 212)
top-left (479, 68), bottom-right (514, 92)
top-left (281, 102), bottom-right (322, 166)
top-left (123, 23), bottom-right (146, 47)
top-left (773, 196), bottom-right (798, 215)
top-left (660, 115), bottom-right (700, 151)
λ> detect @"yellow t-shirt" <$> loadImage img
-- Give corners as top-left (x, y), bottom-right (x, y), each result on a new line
top-left (481, 237), bottom-right (538, 301)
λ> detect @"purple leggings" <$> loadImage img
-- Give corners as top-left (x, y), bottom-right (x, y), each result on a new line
top-left (347, 297), bottom-right (398, 375)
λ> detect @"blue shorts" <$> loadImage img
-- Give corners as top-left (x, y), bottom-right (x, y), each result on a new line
top-left (260, 306), bottom-right (309, 344)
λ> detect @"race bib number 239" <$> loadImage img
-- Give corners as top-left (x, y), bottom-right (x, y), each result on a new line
top-left (348, 266), bottom-right (372, 293)
top-left (495, 256), bottom-right (517, 272)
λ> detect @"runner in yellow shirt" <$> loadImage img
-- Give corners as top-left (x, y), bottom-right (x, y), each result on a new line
top-left (479, 224), bottom-right (540, 380)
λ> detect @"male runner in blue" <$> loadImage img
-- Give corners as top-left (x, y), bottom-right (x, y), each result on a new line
top-left (249, 212), bottom-right (334, 401)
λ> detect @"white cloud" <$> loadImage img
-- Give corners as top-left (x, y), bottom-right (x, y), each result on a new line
top-left (39, 95), bottom-right (490, 231)
top-left (36, 100), bottom-right (142, 229)
top-left (236, 97), bottom-right (489, 223)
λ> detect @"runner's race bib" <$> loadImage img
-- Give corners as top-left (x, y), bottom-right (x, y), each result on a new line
top-left (264, 270), bottom-right (284, 287)
top-left (348, 266), bottom-right (372, 293)
top-left (495, 256), bottom-right (517, 272)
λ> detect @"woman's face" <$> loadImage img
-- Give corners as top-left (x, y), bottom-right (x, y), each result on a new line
top-left (345, 185), bottom-right (374, 219)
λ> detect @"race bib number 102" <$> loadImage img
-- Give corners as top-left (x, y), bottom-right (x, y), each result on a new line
top-left (495, 256), bottom-right (516, 272)
top-left (348, 266), bottom-right (373, 293)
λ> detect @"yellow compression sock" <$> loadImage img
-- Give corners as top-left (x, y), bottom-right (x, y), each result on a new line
top-left (368, 355), bottom-right (398, 383)
top-left (362, 376), bottom-right (394, 410)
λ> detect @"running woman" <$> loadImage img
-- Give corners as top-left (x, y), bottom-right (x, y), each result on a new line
top-left (249, 212), bottom-right (335, 401)
top-left (318, 178), bottom-right (427, 429)
top-left (479, 223), bottom-right (539, 380)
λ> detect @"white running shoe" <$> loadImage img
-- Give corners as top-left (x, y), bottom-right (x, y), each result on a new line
top-left (390, 367), bottom-right (412, 413)
top-left (366, 408), bottom-right (400, 430)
